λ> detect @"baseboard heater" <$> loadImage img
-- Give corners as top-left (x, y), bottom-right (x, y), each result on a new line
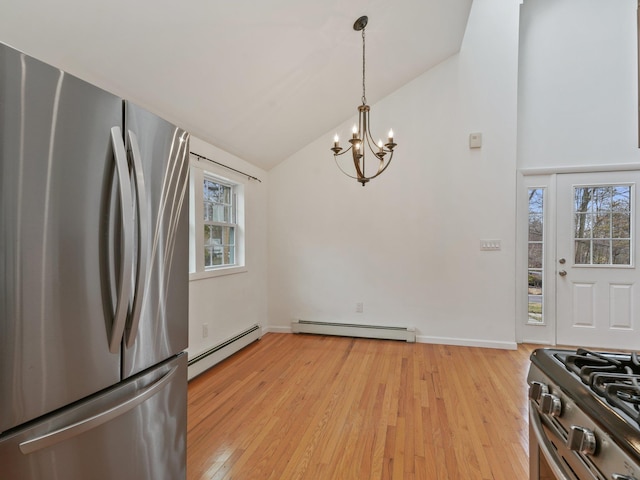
top-left (187, 324), bottom-right (262, 380)
top-left (291, 320), bottom-right (416, 343)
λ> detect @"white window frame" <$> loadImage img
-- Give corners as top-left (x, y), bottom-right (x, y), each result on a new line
top-left (526, 186), bottom-right (545, 325)
top-left (189, 160), bottom-right (246, 280)
top-left (516, 172), bottom-right (556, 346)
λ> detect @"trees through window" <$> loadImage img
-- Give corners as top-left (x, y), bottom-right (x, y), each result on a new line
top-left (203, 177), bottom-right (237, 268)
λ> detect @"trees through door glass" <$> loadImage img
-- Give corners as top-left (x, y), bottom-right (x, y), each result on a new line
top-left (573, 185), bottom-right (631, 266)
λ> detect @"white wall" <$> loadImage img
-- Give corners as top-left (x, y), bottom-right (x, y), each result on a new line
top-left (267, 0), bottom-right (521, 349)
top-left (518, 0), bottom-right (639, 170)
top-left (188, 137), bottom-right (269, 359)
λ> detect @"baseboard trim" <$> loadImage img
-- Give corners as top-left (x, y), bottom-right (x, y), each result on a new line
top-left (292, 320), bottom-right (416, 342)
top-left (188, 324), bottom-right (262, 380)
top-left (416, 335), bottom-right (517, 350)
top-left (520, 338), bottom-right (553, 346)
top-left (263, 325), bottom-right (292, 334)
top-left (262, 327), bottom-right (517, 350)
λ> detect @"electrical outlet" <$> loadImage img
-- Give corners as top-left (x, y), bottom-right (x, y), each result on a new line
top-left (202, 323), bottom-right (209, 338)
top-left (356, 302), bottom-right (364, 313)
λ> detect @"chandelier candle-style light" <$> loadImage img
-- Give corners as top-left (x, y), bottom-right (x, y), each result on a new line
top-left (331, 16), bottom-right (397, 186)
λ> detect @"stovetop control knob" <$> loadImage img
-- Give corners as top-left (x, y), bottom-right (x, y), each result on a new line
top-left (529, 381), bottom-right (549, 402)
top-left (567, 425), bottom-right (596, 455)
top-left (612, 475), bottom-right (637, 480)
top-left (539, 393), bottom-right (562, 417)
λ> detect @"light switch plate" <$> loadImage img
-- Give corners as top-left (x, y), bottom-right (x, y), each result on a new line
top-left (480, 239), bottom-right (501, 251)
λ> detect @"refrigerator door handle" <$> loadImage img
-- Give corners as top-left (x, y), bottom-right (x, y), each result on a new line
top-left (108, 126), bottom-right (134, 353)
top-left (125, 130), bottom-right (148, 348)
top-left (18, 364), bottom-right (179, 455)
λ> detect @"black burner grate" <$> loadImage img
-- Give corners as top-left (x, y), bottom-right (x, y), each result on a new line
top-left (563, 349), bottom-right (640, 425)
top-left (564, 348), bottom-right (640, 383)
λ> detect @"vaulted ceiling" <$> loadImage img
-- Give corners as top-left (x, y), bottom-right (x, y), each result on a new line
top-left (1, 0), bottom-right (472, 170)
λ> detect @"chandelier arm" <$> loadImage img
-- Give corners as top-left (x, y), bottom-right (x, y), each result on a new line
top-left (338, 154), bottom-right (393, 183)
top-left (369, 151), bottom-right (395, 179)
top-left (333, 145), bottom-right (353, 157)
top-left (363, 117), bottom-right (393, 159)
top-left (333, 154), bottom-right (362, 181)
top-left (351, 146), bottom-right (366, 179)
top-left (365, 144), bottom-right (390, 179)
top-left (363, 123), bottom-right (379, 155)
top-left (363, 137), bottom-right (380, 159)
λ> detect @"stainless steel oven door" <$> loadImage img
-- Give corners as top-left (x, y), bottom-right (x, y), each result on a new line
top-left (529, 402), bottom-right (597, 480)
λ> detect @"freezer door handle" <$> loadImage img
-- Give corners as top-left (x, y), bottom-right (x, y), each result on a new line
top-left (108, 127), bottom-right (134, 353)
top-left (18, 364), bottom-right (179, 455)
top-left (125, 130), bottom-right (148, 348)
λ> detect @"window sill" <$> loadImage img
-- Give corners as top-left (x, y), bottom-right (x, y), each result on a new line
top-left (189, 265), bottom-right (248, 281)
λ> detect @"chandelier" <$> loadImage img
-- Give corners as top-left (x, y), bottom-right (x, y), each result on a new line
top-left (330, 16), bottom-right (397, 186)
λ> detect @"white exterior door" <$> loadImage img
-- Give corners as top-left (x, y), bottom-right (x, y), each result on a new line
top-left (556, 171), bottom-right (640, 349)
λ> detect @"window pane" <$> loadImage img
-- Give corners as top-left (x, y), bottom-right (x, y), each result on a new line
top-left (575, 240), bottom-right (591, 264)
top-left (212, 247), bottom-right (223, 266)
top-left (204, 224), bottom-right (235, 267)
top-left (592, 213), bottom-right (610, 239)
top-left (612, 186), bottom-right (631, 211)
top-left (592, 240), bottom-right (610, 265)
top-left (205, 225), bottom-right (228, 246)
top-left (204, 246), bottom-right (214, 267)
top-left (204, 204), bottom-right (231, 222)
top-left (529, 189), bottom-right (544, 214)
top-left (528, 243), bottom-right (542, 268)
top-left (529, 213), bottom-right (543, 241)
top-left (204, 244), bottom-right (230, 267)
top-left (528, 270), bottom-right (542, 324)
top-left (203, 180), bottom-right (228, 203)
top-left (593, 186), bottom-right (611, 213)
top-left (574, 213), bottom-right (592, 239)
top-left (574, 187), bottom-right (594, 213)
top-left (204, 179), bottom-right (218, 202)
top-left (223, 246), bottom-right (235, 265)
top-left (203, 203), bottom-right (232, 222)
top-left (204, 202), bottom-right (211, 221)
top-left (612, 213), bottom-right (630, 238)
top-left (612, 240), bottom-right (631, 265)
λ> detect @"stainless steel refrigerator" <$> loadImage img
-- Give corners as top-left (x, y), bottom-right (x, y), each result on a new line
top-left (0, 42), bottom-right (190, 479)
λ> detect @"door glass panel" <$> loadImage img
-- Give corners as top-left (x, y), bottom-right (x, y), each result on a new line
top-left (612, 240), bottom-right (631, 264)
top-left (575, 240), bottom-right (591, 264)
top-left (612, 213), bottom-right (630, 237)
top-left (572, 185), bottom-right (632, 266)
top-left (528, 188), bottom-right (544, 324)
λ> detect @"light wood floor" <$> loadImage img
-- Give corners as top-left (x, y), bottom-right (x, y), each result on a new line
top-left (187, 333), bottom-right (536, 479)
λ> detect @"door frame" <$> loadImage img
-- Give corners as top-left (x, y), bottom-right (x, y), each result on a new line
top-left (516, 164), bottom-right (640, 346)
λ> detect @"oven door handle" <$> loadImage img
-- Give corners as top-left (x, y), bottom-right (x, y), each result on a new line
top-left (529, 401), bottom-right (573, 480)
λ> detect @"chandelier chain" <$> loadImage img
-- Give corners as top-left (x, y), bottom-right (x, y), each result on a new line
top-left (361, 28), bottom-right (366, 105)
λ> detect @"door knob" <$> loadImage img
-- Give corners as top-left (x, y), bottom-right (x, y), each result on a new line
top-left (559, 258), bottom-right (566, 264)
top-left (559, 270), bottom-right (567, 276)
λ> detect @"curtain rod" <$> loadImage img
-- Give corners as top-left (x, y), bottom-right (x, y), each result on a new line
top-left (190, 151), bottom-right (262, 183)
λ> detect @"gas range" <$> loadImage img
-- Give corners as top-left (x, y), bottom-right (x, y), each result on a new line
top-left (528, 348), bottom-right (640, 480)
